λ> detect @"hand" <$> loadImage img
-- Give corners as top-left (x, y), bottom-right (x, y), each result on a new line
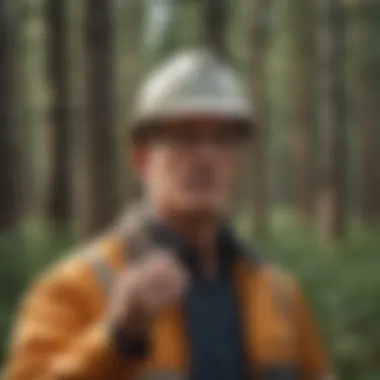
top-left (108, 252), bottom-right (189, 336)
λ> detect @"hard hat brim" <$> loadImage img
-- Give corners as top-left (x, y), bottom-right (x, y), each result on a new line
top-left (128, 112), bottom-right (256, 145)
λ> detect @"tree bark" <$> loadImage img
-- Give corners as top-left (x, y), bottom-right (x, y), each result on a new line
top-left (45, 0), bottom-right (72, 225)
top-left (287, 0), bottom-right (315, 220)
top-left (315, 0), bottom-right (346, 240)
top-left (79, 0), bottom-right (119, 237)
top-left (250, 0), bottom-right (271, 238)
top-left (116, 0), bottom-right (144, 203)
top-left (0, 1), bottom-right (24, 231)
top-left (352, 0), bottom-right (380, 225)
top-left (202, 0), bottom-right (230, 59)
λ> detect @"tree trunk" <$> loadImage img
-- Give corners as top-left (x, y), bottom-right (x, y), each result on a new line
top-left (0, 1), bottom-right (24, 231)
top-left (146, 0), bottom-right (179, 63)
top-left (315, 0), bottom-right (346, 240)
top-left (45, 0), bottom-right (72, 225)
top-left (250, 0), bottom-right (271, 238)
top-left (286, 0), bottom-right (315, 221)
top-left (352, 0), bottom-right (380, 226)
top-left (79, 0), bottom-right (119, 237)
top-left (201, 0), bottom-right (230, 59)
top-left (116, 0), bottom-right (144, 204)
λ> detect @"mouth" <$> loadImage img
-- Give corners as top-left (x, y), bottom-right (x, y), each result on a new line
top-left (184, 170), bottom-right (218, 192)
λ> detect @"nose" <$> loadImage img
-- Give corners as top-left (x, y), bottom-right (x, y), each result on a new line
top-left (191, 138), bottom-right (222, 158)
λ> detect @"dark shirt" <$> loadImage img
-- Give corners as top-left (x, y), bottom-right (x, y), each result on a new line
top-left (146, 219), bottom-right (248, 380)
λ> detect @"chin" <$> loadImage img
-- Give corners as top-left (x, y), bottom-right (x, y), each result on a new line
top-left (175, 196), bottom-right (225, 217)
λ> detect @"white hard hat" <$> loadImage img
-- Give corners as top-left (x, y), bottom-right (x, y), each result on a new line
top-left (129, 49), bottom-right (254, 141)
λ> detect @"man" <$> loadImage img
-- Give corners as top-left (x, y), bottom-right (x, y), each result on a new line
top-left (5, 50), bottom-right (332, 380)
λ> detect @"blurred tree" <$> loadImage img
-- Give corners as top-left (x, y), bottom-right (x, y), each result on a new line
top-left (79, 0), bottom-right (119, 236)
top-left (178, 0), bottom-right (201, 49)
top-left (69, 0), bottom-right (86, 237)
top-left (116, 0), bottom-right (144, 203)
top-left (351, 0), bottom-right (380, 226)
top-left (286, 0), bottom-right (315, 221)
top-left (45, 0), bottom-right (72, 226)
top-left (201, 0), bottom-right (230, 58)
top-left (315, 0), bottom-right (346, 240)
top-left (266, 2), bottom-right (292, 208)
top-left (144, 0), bottom-right (180, 63)
top-left (250, 0), bottom-right (271, 237)
top-left (0, 1), bottom-right (25, 231)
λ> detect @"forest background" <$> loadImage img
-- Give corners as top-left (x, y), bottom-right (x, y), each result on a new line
top-left (1, 0), bottom-right (380, 378)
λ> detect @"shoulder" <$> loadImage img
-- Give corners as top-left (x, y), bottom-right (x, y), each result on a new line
top-left (20, 234), bottom-right (121, 315)
top-left (37, 235), bottom-right (112, 286)
top-left (239, 244), bottom-right (306, 324)
top-left (239, 242), bottom-right (299, 295)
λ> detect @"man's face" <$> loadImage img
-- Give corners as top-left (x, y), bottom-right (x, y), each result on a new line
top-left (134, 115), bottom-right (249, 216)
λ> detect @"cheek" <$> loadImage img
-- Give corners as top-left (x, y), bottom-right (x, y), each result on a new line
top-left (217, 155), bottom-right (240, 182)
top-left (146, 149), bottom-right (183, 189)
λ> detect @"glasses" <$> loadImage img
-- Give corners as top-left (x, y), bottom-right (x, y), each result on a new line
top-left (139, 119), bottom-right (253, 150)
top-left (153, 131), bottom-right (248, 150)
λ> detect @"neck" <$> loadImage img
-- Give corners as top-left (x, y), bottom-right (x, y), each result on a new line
top-left (153, 204), bottom-right (222, 277)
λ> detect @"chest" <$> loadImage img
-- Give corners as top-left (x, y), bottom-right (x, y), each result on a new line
top-left (184, 277), bottom-right (246, 380)
top-left (135, 265), bottom-right (300, 380)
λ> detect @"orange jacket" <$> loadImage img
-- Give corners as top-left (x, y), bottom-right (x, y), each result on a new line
top-left (5, 232), bottom-right (332, 380)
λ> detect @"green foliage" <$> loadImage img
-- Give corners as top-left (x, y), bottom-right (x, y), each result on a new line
top-left (249, 213), bottom-right (380, 380)
top-left (0, 221), bottom-right (73, 363)
top-left (0, 232), bottom-right (28, 360)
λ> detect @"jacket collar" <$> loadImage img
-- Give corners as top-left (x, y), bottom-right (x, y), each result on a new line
top-left (144, 214), bottom-right (239, 277)
top-left (117, 201), bottom-right (246, 276)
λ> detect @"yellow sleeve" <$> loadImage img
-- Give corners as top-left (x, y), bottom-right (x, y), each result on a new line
top-left (4, 256), bottom-right (144, 380)
top-left (294, 284), bottom-right (335, 380)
